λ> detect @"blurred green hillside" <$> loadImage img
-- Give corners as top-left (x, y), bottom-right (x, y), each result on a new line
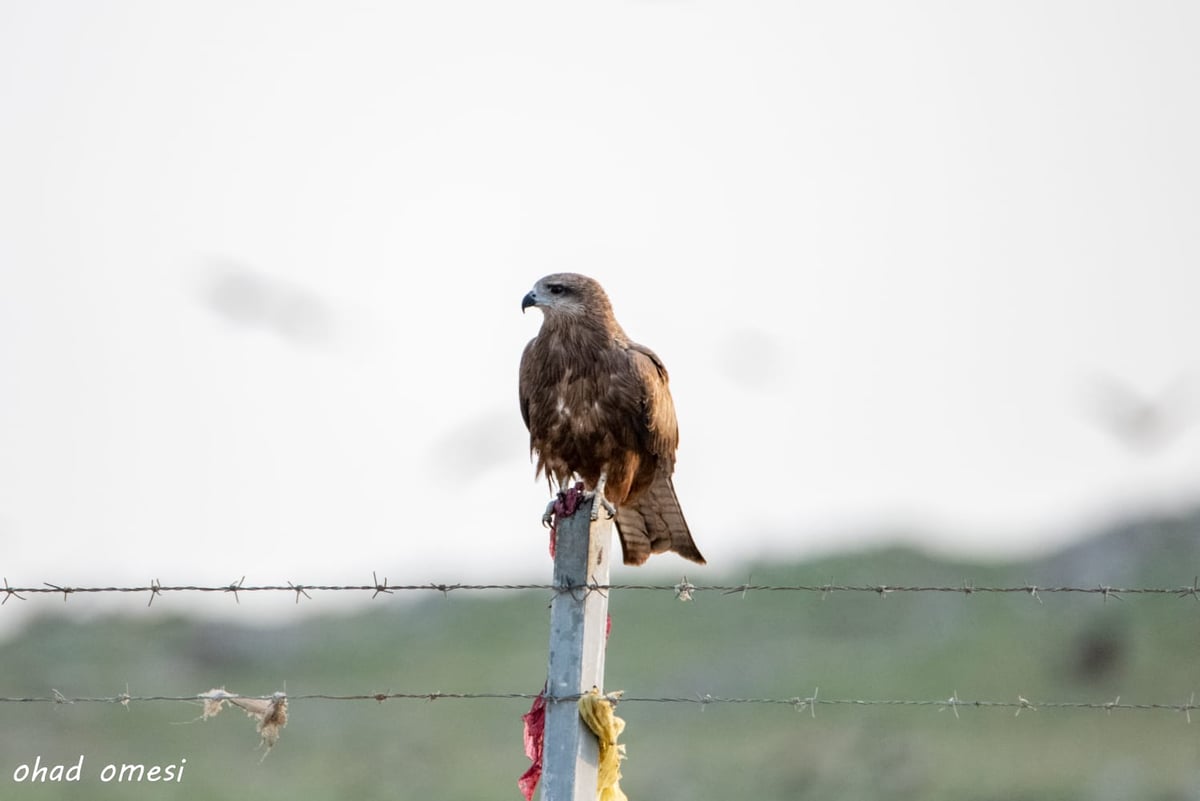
top-left (3, 509), bottom-right (1199, 800)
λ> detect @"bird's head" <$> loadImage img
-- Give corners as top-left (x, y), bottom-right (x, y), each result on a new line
top-left (521, 273), bottom-right (611, 319)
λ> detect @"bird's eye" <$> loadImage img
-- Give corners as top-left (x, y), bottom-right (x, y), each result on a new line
top-left (547, 284), bottom-right (565, 295)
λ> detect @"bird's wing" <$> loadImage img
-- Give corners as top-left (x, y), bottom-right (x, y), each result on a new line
top-left (518, 338), bottom-right (536, 431)
top-left (627, 342), bottom-right (679, 466)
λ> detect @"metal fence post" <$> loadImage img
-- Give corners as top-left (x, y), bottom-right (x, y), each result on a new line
top-left (541, 497), bottom-right (613, 801)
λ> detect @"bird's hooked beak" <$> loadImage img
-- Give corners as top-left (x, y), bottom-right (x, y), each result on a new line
top-left (521, 290), bottom-right (537, 313)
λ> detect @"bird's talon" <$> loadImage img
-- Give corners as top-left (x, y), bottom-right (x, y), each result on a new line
top-left (590, 496), bottom-right (617, 521)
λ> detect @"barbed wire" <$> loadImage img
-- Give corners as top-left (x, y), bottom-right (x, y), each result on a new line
top-left (4, 574), bottom-right (1200, 605)
top-left (1, 688), bottom-right (1195, 720)
top-left (5, 576), bottom-right (1199, 731)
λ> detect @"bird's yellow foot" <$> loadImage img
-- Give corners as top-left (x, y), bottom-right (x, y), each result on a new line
top-left (583, 490), bottom-right (617, 521)
top-left (584, 470), bottom-right (616, 521)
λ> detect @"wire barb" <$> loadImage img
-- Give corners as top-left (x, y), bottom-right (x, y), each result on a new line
top-left (583, 577), bottom-right (608, 601)
top-left (941, 690), bottom-right (961, 719)
top-left (371, 571), bottom-right (392, 599)
top-left (2, 577), bottom-right (25, 604)
top-left (44, 582), bottom-right (73, 602)
top-left (225, 576), bottom-right (245, 604)
top-left (722, 576), bottom-right (753, 599)
top-left (798, 687), bottom-right (819, 718)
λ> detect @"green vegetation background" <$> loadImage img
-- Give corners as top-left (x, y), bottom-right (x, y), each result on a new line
top-left (3, 511), bottom-right (1199, 800)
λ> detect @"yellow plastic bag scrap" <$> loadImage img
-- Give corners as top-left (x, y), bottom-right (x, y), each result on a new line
top-left (577, 687), bottom-right (628, 801)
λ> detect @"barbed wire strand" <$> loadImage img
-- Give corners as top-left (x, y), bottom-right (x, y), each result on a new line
top-left (5, 575), bottom-right (1200, 604)
top-left (0, 690), bottom-right (1195, 720)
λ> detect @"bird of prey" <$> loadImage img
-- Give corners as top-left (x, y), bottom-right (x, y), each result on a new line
top-left (519, 273), bottom-right (706, 566)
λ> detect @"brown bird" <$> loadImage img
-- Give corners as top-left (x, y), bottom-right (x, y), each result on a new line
top-left (519, 273), bottom-right (706, 566)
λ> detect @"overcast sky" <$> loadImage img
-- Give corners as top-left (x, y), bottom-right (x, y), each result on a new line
top-left (2, 2), bottom-right (1199, 617)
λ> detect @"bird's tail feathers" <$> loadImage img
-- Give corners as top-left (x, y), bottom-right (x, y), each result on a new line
top-left (614, 475), bottom-right (706, 566)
